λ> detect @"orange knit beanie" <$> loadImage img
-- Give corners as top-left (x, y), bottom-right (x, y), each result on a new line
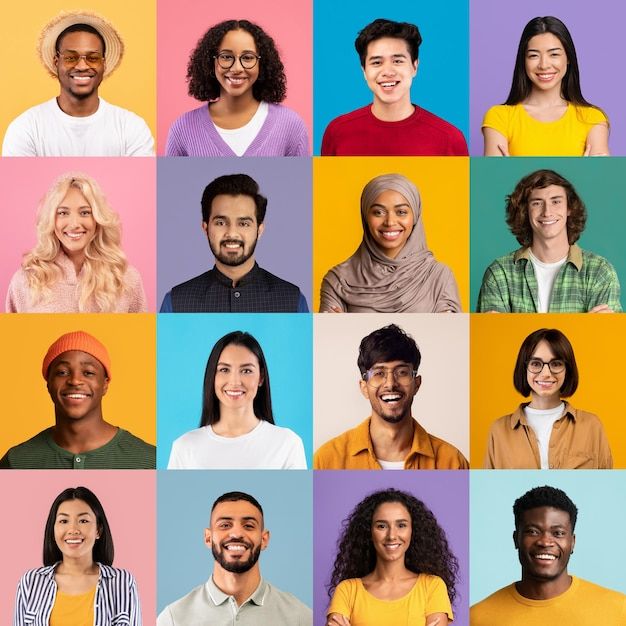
top-left (42, 331), bottom-right (111, 380)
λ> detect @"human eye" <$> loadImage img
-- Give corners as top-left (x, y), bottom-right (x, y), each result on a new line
top-left (374, 522), bottom-right (387, 530)
top-left (83, 369), bottom-right (96, 377)
top-left (238, 220), bottom-right (251, 228)
top-left (217, 366), bottom-right (230, 374)
top-left (396, 366), bottom-right (412, 378)
top-left (528, 358), bottom-right (542, 370)
top-left (86, 53), bottom-right (102, 64)
top-left (213, 218), bottom-right (226, 227)
top-left (369, 59), bottom-right (382, 66)
top-left (370, 368), bottom-right (385, 381)
top-left (57, 208), bottom-right (69, 216)
top-left (80, 209), bottom-right (92, 217)
top-left (393, 57), bottom-right (407, 64)
top-left (219, 53), bottom-right (234, 63)
top-left (551, 359), bottom-right (564, 369)
top-left (63, 53), bottom-right (80, 64)
top-left (396, 208), bottom-right (409, 216)
top-left (241, 53), bottom-right (256, 63)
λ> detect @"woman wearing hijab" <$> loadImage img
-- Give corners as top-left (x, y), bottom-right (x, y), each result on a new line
top-left (319, 174), bottom-right (461, 313)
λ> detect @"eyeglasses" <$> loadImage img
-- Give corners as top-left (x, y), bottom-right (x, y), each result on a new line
top-left (214, 52), bottom-right (261, 70)
top-left (362, 365), bottom-right (417, 387)
top-left (526, 358), bottom-right (566, 374)
top-left (56, 52), bottom-right (104, 67)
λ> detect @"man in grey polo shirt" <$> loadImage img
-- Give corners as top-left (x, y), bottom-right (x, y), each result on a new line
top-left (157, 491), bottom-right (312, 625)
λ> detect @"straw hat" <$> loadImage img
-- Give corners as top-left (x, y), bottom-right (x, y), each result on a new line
top-left (38, 10), bottom-right (124, 78)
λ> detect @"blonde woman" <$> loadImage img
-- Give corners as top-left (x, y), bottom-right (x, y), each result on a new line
top-left (6, 173), bottom-right (147, 312)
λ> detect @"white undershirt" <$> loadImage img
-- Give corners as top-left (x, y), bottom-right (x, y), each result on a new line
top-left (215, 101), bottom-right (269, 156)
top-left (524, 402), bottom-right (565, 469)
top-left (377, 459), bottom-right (405, 470)
top-left (528, 250), bottom-right (567, 312)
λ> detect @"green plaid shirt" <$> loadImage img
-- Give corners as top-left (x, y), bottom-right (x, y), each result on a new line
top-left (476, 244), bottom-right (622, 312)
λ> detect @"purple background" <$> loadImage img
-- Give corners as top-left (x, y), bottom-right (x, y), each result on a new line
top-left (470, 0), bottom-right (626, 155)
top-left (313, 471), bottom-right (469, 626)
top-left (157, 157), bottom-right (312, 307)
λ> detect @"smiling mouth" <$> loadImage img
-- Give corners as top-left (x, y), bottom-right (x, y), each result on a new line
top-left (533, 553), bottom-right (557, 561)
top-left (383, 542), bottom-right (402, 549)
top-left (536, 73), bottom-right (557, 81)
top-left (226, 76), bottom-right (247, 86)
top-left (65, 538), bottom-right (84, 544)
top-left (223, 390), bottom-right (245, 399)
top-left (64, 231), bottom-right (87, 240)
top-left (379, 81), bottom-right (399, 89)
top-left (62, 392), bottom-right (91, 400)
top-left (379, 230), bottom-right (403, 240)
top-left (221, 240), bottom-right (243, 250)
top-left (380, 393), bottom-right (403, 404)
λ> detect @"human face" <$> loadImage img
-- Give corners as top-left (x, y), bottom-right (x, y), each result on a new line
top-left (526, 339), bottom-right (566, 403)
top-left (47, 350), bottom-right (109, 421)
top-left (360, 359), bottom-right (421, 424)
top-left (205, 499), bottom-right (269, 574)
top-left (363, 37), bottom-right (418, 108)
top-left (54, 186), bottom-right (97, 260)
top-left (528, 185), bottom-right (570, 247)
top-left (214, 344), bottom-right (263, 411)
top-left (371, 502), bottom-right (412, 564)
top-left (514, 506), bottom-right (575, 584)
top-left (204, 194), bottom-right (264, 267)
top-left (365, 189), bottom-right (414, 258)
top-left (214, 29), bottom-right (260, 100)
top-left (55, 31), bottom-right (105, 100)
top-left (54, 498), bottom-right (100, 563)
top-left (525, 33), bottom-right (568, 94)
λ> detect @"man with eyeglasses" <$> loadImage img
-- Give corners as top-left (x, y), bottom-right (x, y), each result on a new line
top-left (2, 11), bottom-right (154, 156)
top-left (314, 324), bottom-right (468, 469)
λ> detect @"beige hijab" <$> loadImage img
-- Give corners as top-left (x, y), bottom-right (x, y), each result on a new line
top-left (320, 174), bottom-right (461, 313)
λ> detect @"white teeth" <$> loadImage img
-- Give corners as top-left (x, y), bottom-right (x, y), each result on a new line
top-left (65, 232), bottom-right (85, 239)
top-left (66, 393), bottom-right (88, 399)
top-left (535, 554), bottom-right (556, 560)
top-left (225, 390), bottom-right (244, 397)
top-left (225, 544), bottom-right (246, 552)
top-left (65, 539), bottom-right (83, 544)
top-left (381, 394), bottom-right (401, 401)
top-left (380, 82), bottom-right (397, 87)
top-left (381, 231), bottom-right (401, 238)
top-left (224, 243), bottom-right (241, 248)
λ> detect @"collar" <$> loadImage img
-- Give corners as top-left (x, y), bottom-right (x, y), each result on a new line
top-left (509, 402), bottom-right (577, 428)
top-left (37, 562), bottom-right (115, 580)
top-left (210, 263), bottom-right (261, 287)
top-left (514, 244), bottom-right (583, 271)
top-left (206, 576), bottom-right (267, 607)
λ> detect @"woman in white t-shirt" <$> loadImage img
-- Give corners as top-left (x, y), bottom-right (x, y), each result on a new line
top-left (483, 328), bottom-right (612, 469)
top-left (167, 330), bottom-right (307, 469)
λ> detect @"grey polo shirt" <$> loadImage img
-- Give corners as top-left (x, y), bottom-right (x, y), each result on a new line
top-left (157, 576), bottom-right (312, 626)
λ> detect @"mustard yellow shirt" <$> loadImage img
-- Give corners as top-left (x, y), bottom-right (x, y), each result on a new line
top-left (50, 585), bottom-right (96, 626)
top-left (482, 103), bottom-right (607, 156)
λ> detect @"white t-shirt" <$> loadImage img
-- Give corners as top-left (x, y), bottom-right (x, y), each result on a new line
top-left (167, 419), bottom-right (307, 469)
top-left (377, 459), bottom-right (405, 470)
top-left (528, 250), bottom-right (567, 313)
top-left (524, 402), bottom-right (565, 469)
top-left (215, 101), bottom-right (269, 156)
top-left (2, 97), bottom-right (155, 156)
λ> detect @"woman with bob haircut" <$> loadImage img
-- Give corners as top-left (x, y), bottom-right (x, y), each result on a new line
top-left (165, 19), bottom-right (309, 156)
top-left (167, 330), bottom-right (307, 469)
top-left (320, 173), bottom-right (461, 313)
top-left (482, 16), bottom-right (609, 156)
top-left (6, 173), bottom-right (147, 313)
top-left (13, 486), bottom-right (142, 625)
top-left (484, 328), bottom-right (612, 469)
top-left (326, 488), bottom-right (457, 626)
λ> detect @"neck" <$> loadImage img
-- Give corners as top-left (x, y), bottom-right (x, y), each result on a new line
top-left (530, 239), bottom-right (569, 263)
top-left (524, 86), bottom-right (566, 108)
top-left (516, 572), bottom-right (572, 600)
top-left (369, 414), bottom-right (414, 461)
top-left (371, 99), bottom-right (414, 122)
top-left (371, 558), bottom-right (410, 582)
top-left (57, 557), bottom-right (98, 576)
top-left (57, 92), bottom-right (100, 117)
top-left (528, 394), bottom-right (562, 410)
top-left (212, 409), bottom-right (260, 437)
top-left (63, 249), bottom-right (86, 275)
top-left (212, 565), bottom-right (261, 606)
top-left (212, 92), bottom-right (259, 115)
top-left (215, 257), bottom-right (256, 286)
top-left (52, 415), bottom-right (116, 453)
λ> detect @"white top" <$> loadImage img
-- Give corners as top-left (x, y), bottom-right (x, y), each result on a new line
top-left (528, 250), bottom-right (567, 313)
top-left (524, 402), bottom-right (565, 469)
top-left (377, 459), bottom-right (405, 470)
top-left (167, 419), bottom-right (307, 469)
top-left (215, 101), bottom-right (269, 156)
top-left (2, 97), bottom-right (155, 156)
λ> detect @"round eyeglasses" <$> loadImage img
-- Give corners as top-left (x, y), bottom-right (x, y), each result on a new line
top-left (526, 358), bottom-right (565, 374)
top-left (362, 365), bottom-right (417, 387)
top-left (214, 52), bottom-right (261, 70)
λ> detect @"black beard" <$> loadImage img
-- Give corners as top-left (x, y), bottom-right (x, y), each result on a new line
top-left (209, 237), bottom-right (258, 267)
top-left (212, 542), bottom-right (261, 573)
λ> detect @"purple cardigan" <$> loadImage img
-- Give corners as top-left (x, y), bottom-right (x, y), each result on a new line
top-left (165, 103), bottom-right (309, 156)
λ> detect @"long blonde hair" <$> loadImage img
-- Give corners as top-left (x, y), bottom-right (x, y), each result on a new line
top-left (22, 173), bottom-right (129, 312)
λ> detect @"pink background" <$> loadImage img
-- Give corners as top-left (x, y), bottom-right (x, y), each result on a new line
top-left (0, 471), bottom-right (156, 625)
top-left (0, 158), bottom-right (156, 311)
top-left (156, 0), bottom-right (312, 154)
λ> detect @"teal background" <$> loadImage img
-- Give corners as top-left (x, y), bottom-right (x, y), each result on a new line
top-left (157, 313), bottom-right (313, 468)
top-left (157, 470), bottom-right (313, 612)
top-left (470, 157), bottom-right (626, 310)
top-left (470, 470), bottom-right (626, 604)
top-left (312, 0), bottom-right (469, 154)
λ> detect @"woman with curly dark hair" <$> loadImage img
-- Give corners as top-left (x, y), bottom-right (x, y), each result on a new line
top-left (166, 19), bottom-right (308, 157)
top-left (326, 488), bottom-right (457, 626)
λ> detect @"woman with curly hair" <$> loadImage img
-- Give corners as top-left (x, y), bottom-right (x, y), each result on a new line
top-left (326, 488), bottom-right (457, 626)
top-left (6, 173), bottom-right (147, 312)
top-left (482, 16), bottom-right (609, 156)
top-left (166, 19), bottom-right (308, 156)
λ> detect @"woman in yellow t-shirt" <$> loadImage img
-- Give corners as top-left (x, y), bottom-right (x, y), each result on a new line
top-left (326, 488), bottom-right (457, 626)
top-left (482, 16), bottom-right (609, 157)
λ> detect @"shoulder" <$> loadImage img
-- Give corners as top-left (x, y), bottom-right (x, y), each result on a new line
top-left (99, 564), bottom-right (137, 585)
top-left (314, 422), bottom-right (365, 469)
top-left (471, 584), bottom-right (516, 618)
top-left (567, 406), bottom-right (603, 426)
top-left (170, 105), bottom-right (208, 129)
top-left (256, 266), bottom-right (301, 292)
top-left (574, 577), bottom-right (626, 603)
top-left (171, 271), bottom-right (212, 291)
top-left (414, 105), bottom-right (464, 134)
top-left (482, 104), bottom-right (515, 124)
top-left (160, 582), bottom-right (207, 616)
top-left (484, 250), bottom-right (520, 274)
top-left (116, 429), bottom-right (156, 456)
top-left (579, 248), bottom-right (617, 272)
top-left (99, 99), bottom-right (149, 125)
top-left (572, 105), bottom-right (608, 124)
top-left (267, 103), bottom-right (305, 125)
top-left (9, 100), bottom-right (52, 122)
top-left (173, 427), bottom-right (207, 448)
top-left (5, 428), bottom-right (52, 454)
top-left (18, 565), bottom-right (54, 584)
top-left (258, 421), bottom-right (301, 443)
top-left (325, 106), bottom-right (371, 131)
top-left (426, 432), bottom-right (468, 469)
top-left (264, 581), bottom-right (312, 615)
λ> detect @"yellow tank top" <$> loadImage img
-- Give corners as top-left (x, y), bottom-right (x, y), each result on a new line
top-left (50, 585), bottom-right (96, 626)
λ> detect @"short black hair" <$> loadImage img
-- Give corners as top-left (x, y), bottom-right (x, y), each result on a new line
top-left (211, 491), bottom-right (264, 519)
top-left (201, 174), bottom-right (268, 225)
top-left (357, 324), bottom-right (421, 375)
top-left (513, 485), bottom-right (578, 531)
top-left (55, 23), bottom-right (106, 56)
top-left (355, 18), bottom-right (422, 67)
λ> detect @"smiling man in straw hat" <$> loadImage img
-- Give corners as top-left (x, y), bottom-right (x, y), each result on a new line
top-left (2, 11), bottom-right (154, 156)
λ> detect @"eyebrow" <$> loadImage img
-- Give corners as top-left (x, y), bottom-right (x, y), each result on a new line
top-left (374, 517), bottom-right (410, 524)
top-left (527, 47), bottom-right (563, 53)
top-left (368, 53), bottom-right (408, 61)
top-left (211, 214), bottom-right (254, 222)
top-left (529, 194), bottom-right (565, 200)
top-left (217, 361), bottom-right (257, 368)
top-left (217, 48), bottom-right (257, 54)
top-left (52, 359), bottom-right (99, 367)
top-left (369, 202), bottom-right (411, 209)
top-left (214, 516), bottom-right (260, 523)
top-left (57, 511), bottom-right (92, 517)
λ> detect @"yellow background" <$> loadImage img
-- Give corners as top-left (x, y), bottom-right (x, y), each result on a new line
top-left (471, 314), bottom-right (626, 468)
top-left (312, 157), bottom-right (469, 312)
top-left (0, 0), bottom-right (156, 141)
top-left (0, 313), bottom-right (156, 453)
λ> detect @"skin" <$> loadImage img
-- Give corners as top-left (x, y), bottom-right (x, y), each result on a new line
top-left (209, 29), bottom-right (261, 129)
top-left (514, 506), bottom-right (575, 600)
top-left (365, 190), bottom-right (414, 259)
top-left (54, 186), bottom-right (97, 274)
top-left (204, 500), bottom-right (269, 606)
top-left (359, 360), bottom-right (421, 463)
top-left (526, 340), bottom-right (565, 410)
top-left (203, 194), bottom-right (264, 286)
top-left (211, 343), bottom-right (263, 437)
top-left (55, 31), bottom-right (105, 117)
top-left (363, 37), bottom-right (418, 122)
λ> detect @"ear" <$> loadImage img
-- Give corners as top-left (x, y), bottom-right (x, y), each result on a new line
top-left (411, 374), bottom-right (422, 398)
top-left (513, 529), bottom-right (519, 549)
top-left (261, 528), bottom-right (270, 551)
top-left (102, 377), bottom-right (109, 396)
top-left (359, 378), bottom-right (370, 400)
top-left (571, 533), bottom-right (576, 554)
top-left (204, 527), bottom-right (212, 548)
top-left (202, 221), bottom-right (209, 236)
top-left (412, 58), bottom-right (419, 76)
top-left (257, 222), bottom-right (265, 240)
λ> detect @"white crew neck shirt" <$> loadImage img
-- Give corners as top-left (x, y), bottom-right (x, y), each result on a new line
top-left (528, 250), bottom-right (567, 312)
top-left (524, 402), bottom-right (565, 469)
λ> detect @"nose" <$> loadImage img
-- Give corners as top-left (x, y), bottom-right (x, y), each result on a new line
top-left (67, 370), bottom-right (84, 386)
top-left (536, 531), bottom-right (554, 546)
top-left (74, 55), bottom-right (90, 70)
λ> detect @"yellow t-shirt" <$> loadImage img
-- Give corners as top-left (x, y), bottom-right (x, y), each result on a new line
top-left (328, 574), bottom-right (453, 626)
top-left (470, 576), bottom-right (626, 625)
top-left (482, 103), bottom-right (607, 156)
top-left (50, 585), bottom-right (96, 626)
